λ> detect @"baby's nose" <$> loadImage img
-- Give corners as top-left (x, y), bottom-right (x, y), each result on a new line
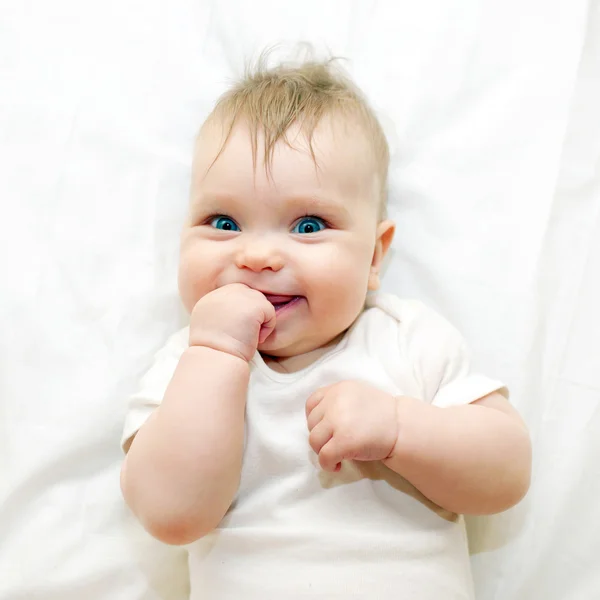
top-left (235, 237), bottom-right (284, 272)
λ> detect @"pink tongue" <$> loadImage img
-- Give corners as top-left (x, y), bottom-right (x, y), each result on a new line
top-left (265, 295), bottom-right (294, 303)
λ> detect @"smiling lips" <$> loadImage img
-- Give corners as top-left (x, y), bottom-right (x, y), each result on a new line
top-left (263, 294), bottom-right (301, 311)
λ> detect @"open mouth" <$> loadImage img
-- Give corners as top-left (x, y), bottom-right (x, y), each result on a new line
top-left (264, 294), bottom-right (302, 313)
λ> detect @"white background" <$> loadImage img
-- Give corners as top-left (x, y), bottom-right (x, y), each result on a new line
top-left (1, 1), bottom-right (599, 598)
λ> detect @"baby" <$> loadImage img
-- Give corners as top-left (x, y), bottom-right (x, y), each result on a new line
top-left (120, 57), bottom-right (532, 599)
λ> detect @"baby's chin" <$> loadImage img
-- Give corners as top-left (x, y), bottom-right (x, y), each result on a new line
top-left (257, 336), bottom-right (297, 358)
top-left (258, 331), bottom-right (344, 372)
top-left (257, 334), bottom-right (316, 360)
top-left (258, 346), bottom-right (320, 374)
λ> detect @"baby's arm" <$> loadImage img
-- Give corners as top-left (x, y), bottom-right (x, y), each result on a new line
top-left (307, 384), bottom-right (531, 515)
top-left (121, 347), bottom-right (248, 545)
top-left (383, 391), bottom-right (532, 515)
top-left (120, 284), bottom-right (275, 545)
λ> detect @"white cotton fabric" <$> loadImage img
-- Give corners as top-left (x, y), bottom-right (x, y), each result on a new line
top-left (122, 293), bottom-right (505, 600)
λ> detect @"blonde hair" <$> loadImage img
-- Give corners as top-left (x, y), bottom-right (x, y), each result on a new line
top-left (202, 53), bottom-right (389, 215)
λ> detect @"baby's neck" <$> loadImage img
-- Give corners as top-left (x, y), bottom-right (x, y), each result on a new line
top-left (262, 332), bottom-right (345, 374)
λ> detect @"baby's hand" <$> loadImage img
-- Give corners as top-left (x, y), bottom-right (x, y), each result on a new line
top-left (306, 381), bottom-right (400, 472)
top-left (189, 283), bottom-right (276, 362)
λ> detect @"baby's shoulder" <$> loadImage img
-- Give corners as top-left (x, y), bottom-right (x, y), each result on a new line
top-left (356, 293), bottom-right (465, 363)
top-left (362, 293), bottom-right (453, 335)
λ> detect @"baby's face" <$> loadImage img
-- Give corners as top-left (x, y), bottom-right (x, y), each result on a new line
top-left (179, 117), bottom-right (394, 359)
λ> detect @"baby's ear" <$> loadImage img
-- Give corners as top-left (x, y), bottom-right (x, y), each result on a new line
top-left (368, 220), bottom-right (395, 291)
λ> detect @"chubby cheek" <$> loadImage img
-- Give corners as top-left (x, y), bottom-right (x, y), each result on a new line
top-left (177, 245), bottom-right (217, 314)
top-left (307, 247), bottom-right (372, 324)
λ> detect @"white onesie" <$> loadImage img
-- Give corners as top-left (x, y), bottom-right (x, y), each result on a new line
top-left (122, 293), bottom-right (507, 600)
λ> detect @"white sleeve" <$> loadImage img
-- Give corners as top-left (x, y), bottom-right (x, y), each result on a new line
top-left (121, 327), bottom-right (189, 452)
top-left (399, 302), bottom-right (508, 408)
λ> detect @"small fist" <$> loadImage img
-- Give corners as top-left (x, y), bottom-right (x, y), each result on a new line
top-left (189, 283), bottom-right (276, 362)
top-left (306, 381), bottom-right (400, 472)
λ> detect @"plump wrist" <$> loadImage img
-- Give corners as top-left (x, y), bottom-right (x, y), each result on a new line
top-left (184, 342), bottom-right (253, 370)
top-left (188, 329), bottom-right (256, 363)
top-left (386, 395), bottom-right (435, 463)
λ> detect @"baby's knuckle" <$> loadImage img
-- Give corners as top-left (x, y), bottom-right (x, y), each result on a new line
top-left (329, 394), bottom-right (345, 412)
top-left (335, 431), bottom-right (354, 452)
top-left (329, 381), bottom-right (346, 397)
top-left (332, 408), bottom-right (353, 430)
top-left (339, 380), bottom-right (358, 393)
top-left (319, 450), bottom-right (335, 470)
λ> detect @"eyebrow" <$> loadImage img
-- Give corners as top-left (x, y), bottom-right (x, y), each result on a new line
top-left (283, 194), bottom-right (350, 218)
top-left (190, 193), bottom-right (235, 213)
top-left (190, 192), bottom-right (351, 220)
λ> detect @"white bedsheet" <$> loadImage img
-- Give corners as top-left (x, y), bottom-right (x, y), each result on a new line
top-left (1, 1), bottom-right (598, 598)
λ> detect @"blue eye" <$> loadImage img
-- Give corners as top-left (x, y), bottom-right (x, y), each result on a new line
top-left (292, 217), bottom-right (326, 235)
top-left (210, 216), bottom-right (240, 231)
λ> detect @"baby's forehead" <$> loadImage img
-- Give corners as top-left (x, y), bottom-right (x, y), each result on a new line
top-left (195, 115), bottom-right (379, 186)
